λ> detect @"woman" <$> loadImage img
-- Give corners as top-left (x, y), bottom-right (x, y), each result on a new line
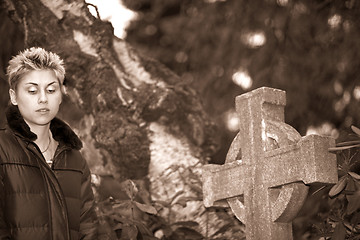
top-left (0, 47), bottom-right (98, 239)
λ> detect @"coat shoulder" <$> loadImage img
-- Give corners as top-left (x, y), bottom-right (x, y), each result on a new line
top-left (53, 148), bottom-right (88, 173)
top-left (0, 127), bottom-right (17, 148)
top-left (0, 127), bottom-right (34, 165)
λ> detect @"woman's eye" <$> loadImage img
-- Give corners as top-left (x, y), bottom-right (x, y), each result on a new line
top-left (47, 88), bottom-right (56, 93)
top-left (28, 88), bottom-right (37, 94)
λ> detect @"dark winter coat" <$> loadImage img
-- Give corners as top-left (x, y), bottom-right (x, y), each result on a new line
top-left (0, 105), bottom-right (98, 240)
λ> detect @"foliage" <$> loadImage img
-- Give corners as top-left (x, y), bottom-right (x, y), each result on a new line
top-left (91, 124), bottom-right (360, 240)
top-left (93, 175), bottom-right (245, 240)
top-left (314, 125), bottom-right (360, 240)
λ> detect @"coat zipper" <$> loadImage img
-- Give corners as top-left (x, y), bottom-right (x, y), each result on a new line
top-left (50, 145), bottom-right (72, 238)
top-left (27, 144), bottom-right (54, 240)
top-left (28, 143), bottom-right (71, 240)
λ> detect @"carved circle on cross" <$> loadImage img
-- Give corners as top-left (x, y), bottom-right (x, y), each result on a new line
top-left (224, 118), bottom-right (310, 224)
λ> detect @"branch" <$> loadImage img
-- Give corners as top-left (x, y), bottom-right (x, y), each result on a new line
top-left (86, 2), bottom-right (100, 19)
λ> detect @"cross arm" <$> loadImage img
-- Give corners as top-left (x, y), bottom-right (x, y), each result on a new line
top-left (264, 134), bottom-right (338, 188)
top-left (201, 160), bottom-right (251, 207)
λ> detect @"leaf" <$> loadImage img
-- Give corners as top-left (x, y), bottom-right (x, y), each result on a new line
top-left (329, 177), bottom-right (347, 198)
top-left (351, 125), bottom-right (360, 136)
top-left (170, 227), bottom-right (203, 240)
top-left (173, 197), bottom-right (188, 207)
top-left (122, 179), bottom-right (138, 200)
top-left (113, 200), bottom-right (136, 219)
top-left (345, 177), bottom-right (357, 192)
top-left (134, 202), bottom-right (157, 215)
top-left (173, 196), bottom-right (201, 207)
top-left (349, 171), bottom-right (360, 180)
top-left (346, 190), bottom-right (360, 214)
top-left (332, 222), bottom-right (346, 240)
top-left (121, 224), bottom-right (138, 240)
top-left (131, 219), bottom-right (154, 236)
top-left (99, 176), bottom-right (129, 200)
top-left (350, 211), bottom-right (360, 226)
top-left (171, 221), bottom-right (199, 228)
top-left (310, 185), bottom-right (326, 196)
top-left (154, 200), bottom-right (171, 208)
top-left (170, 190), bottom-right (185, 204)
top-left (112, 215), bottom-right (132, 224)
top-left (211, 223), bottom-right (233, 237)
top-left (113, 200), bottom-right (133, 210)
top-left (136, 181), bottom-right (152, 205)
top-left (141, 236), bottom-right (161, 240)
top-left (329, 144), bottom-right (360, 152)
top-left (336, 140), bottom-right (360, 147)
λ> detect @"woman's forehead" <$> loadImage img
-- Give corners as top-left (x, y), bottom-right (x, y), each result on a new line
top-left (20, 69), bottom-right (60, 85)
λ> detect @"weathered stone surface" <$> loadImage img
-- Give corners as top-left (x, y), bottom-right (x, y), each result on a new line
top-left (202, 87), bottom-right (338, 240)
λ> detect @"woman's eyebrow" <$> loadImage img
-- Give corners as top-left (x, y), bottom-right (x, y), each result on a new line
top-left (25, 82), bottom-right (38, 86)
top-left (24, 81), bottom-right (57, 86)
top-left (47, 81), bottom-right (57, 86)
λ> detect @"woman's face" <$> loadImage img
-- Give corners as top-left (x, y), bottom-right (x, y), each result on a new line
top-left (9, 69), bottom-right (62, 128)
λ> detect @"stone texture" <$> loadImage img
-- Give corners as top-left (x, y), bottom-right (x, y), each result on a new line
top-left (202, 87), bottom-right (338, 240)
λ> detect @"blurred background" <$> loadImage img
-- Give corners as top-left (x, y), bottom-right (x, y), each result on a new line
top-left (1, 0), bottom-right (360, 163)
top-left (1, 0), bottom-right (360, 239)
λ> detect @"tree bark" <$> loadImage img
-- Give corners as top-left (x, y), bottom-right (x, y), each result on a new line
top-left (1, 0), bottom-right (253, 237)
top-left (3, 0), bottom-right (218, 180)
top-left (2, 0), bottom-right (229, 236)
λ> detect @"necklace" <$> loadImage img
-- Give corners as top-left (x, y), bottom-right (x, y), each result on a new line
top-left (41, 135), bottom-right (52, 153)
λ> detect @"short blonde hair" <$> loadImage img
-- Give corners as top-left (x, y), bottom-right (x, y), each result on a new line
top-left (6, 47), bottom-right (65, 90)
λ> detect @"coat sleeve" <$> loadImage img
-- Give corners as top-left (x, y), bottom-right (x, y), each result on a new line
top-left (79, 158), bottom-right (99, 240)
top-left (0, 163), bottom-right (12, 240)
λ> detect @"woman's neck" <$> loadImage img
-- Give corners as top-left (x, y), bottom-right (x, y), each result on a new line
top-left (25, 120), bottom-right (51, 144)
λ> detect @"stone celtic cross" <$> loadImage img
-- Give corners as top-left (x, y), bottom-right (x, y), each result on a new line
top-left (202, 87), bottom-right (338, 240)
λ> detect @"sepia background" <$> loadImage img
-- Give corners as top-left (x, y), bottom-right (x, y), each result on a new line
top-left (1, 0), bottom-right (360, 239)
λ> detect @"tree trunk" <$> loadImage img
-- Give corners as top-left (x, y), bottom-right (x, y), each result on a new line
top-left (4, 0), bottom-right (218, 178)
top-left (3, 0), bottom-right (233, 237)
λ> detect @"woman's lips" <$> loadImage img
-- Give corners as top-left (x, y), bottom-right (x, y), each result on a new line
top-left (36, 108), bottom-right (50, 112)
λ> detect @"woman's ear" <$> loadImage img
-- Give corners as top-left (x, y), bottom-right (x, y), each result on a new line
top-left (61, 85), bottom-right (67, 95)
top-left (9, 89), bottom-right (18, 105)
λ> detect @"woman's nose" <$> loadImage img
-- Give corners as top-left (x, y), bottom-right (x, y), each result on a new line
top-left (38, 90), bottom-right (48, 103)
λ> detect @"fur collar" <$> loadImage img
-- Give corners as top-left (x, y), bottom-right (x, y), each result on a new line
top-left (5, 105), bottom-right (82, 150)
